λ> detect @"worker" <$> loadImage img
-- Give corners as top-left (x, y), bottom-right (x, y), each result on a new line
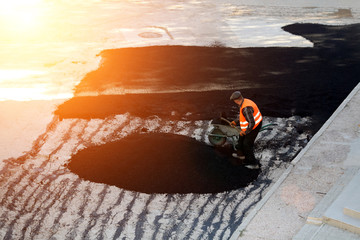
top-left (230, 91), bottom-right (262, 169)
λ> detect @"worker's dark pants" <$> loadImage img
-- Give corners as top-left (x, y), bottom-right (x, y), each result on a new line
top-left (237, 121), bottom-right (262, 165)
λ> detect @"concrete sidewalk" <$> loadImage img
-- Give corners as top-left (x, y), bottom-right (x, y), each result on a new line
top-left (231, 83), bottom-right (360, 239)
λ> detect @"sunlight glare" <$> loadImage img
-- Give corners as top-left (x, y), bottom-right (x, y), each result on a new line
top-left (0, 69), bottom-right (45, 81)
top-left (0, 0), bottom-right (44, 32)
top-left (0, 69), bottom-right (50, 100)
top-left (0, 87), bottom-right (46, 101)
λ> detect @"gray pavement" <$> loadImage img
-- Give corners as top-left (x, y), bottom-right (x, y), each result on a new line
top-left (231, 83), bottom-right (360, 239)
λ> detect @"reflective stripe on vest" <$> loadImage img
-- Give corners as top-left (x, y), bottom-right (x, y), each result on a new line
top-left (239, 99), bottom-right (262, 131)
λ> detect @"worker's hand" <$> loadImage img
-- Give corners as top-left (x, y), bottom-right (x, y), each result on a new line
top-left (239, 131), bottom-right (246, 136)
top-left (230, 121), bottom-right (236, 127)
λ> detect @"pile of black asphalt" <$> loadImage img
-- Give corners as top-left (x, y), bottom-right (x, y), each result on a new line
top-left (68, 133), bottom-right (259, 194)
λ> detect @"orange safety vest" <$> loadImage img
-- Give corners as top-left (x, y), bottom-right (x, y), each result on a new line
top-left (239, 98), bottom-right (262, 131)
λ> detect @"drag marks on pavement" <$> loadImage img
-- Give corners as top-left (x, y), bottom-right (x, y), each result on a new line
top-left (0, 113), bottom-right (310, 239)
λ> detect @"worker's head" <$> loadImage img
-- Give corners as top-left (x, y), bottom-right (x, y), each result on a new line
top-left (230, 91), bottom-right (243, 105)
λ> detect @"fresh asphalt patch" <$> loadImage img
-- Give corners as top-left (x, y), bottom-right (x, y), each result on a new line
top-left (57, 23), bottom-right (360, 194)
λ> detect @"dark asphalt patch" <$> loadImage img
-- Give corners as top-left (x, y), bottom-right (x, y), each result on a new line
top-left (68, 133), bottom-right (259, 194)
top-left (56, 23), bottom-right (360, 133)
top-left (60, 23), bottom-right (360, 194)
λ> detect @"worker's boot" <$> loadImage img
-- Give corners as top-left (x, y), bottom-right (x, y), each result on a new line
top-left (244, 163), bottom-right (260, 170)
top-left (232, 151), bottom-right (245, 160)
top-left (243, 158), bottom-right (260, 170)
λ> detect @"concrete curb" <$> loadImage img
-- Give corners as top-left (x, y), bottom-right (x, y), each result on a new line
top-left (229, 81), bottom-right (360, 240)
top-left (293, 167), bottom-right (360, 240)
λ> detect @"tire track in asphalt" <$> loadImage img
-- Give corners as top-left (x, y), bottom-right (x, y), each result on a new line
top-left (225, 179), bottom-right (271, 238)
top-left (150, 194), bottom-right (174, 240)
top-left (81, 118), bottom-right (106, 144)
top-left (162, 194), bottom-right (199, 238)
top-left (0, 169), bottom-right (32, 234)
top-left (156, 194), bottom-right (192, 239)
top-left (3, 177), bottom-right (70, 240)
top-left (208, 190), bottom-right (248, 240)
top-left (97, 189), bottom-right (126, 240)
top-left (139, 194), bottom-right (170, 239)
top-left (20, 119), bottom-right (81, 198)
top-left (25, 178), bottom-right (72, 240)
top-left (115, 116), bottom-right (143, 140)
top-left (0, 116), bottom-right (59, 170)
top-left (0, 117), bottom-right (60, 210)
top-left (65, 184), bottom-right (93, 239)
top-left (85, 117), bottom-right (116, 145)
top-left (46, 120), bottom-right (89, 170)
top-left (0, 169), bottom-right (30, 211)
top-left (161, 194), bottom-right (196, 239)
top-left (81, 185), bottom-right (110, 239)
top-left (110, 190), bottom-right (142, 239)
top-left (197, 193), bottom-right (231, 239)
top-left (0, 120), bottom-right (70, 229)
top-left (224, 179), bottom-right (273, 239)
top-left (134, 194), bottom-right (156, 240)
top-left (90, 115), bottom-right (130, 145)
top-left (70, 185), bottom-right (116, 238)
top-left (155, 194), bottom-right (189, 239)
top-left (46, 178), bottom-right (83, 239)
top-left (180, 194), bottom-right (220, 240)
top-left (100, 114), bottom-right (131, 143)
top-left (112, 191), bottom-right (139, 239)
top-left (119, 194), bottom-right (153, 239)
top-left (37, 119), bottom-right (82, 169)
top-left (1, 120), bottom-right (82, 239)
top-left (223, 189), bottom-right (262, 239)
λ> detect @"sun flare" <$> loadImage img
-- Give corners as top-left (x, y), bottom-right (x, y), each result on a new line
top-left (0, 0), bottom-right (44, 32)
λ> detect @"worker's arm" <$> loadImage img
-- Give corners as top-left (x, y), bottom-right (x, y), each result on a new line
top-left (242, 107), bottom-right (255, 134)
top-left (230, 119), bottom-right (239, 126)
